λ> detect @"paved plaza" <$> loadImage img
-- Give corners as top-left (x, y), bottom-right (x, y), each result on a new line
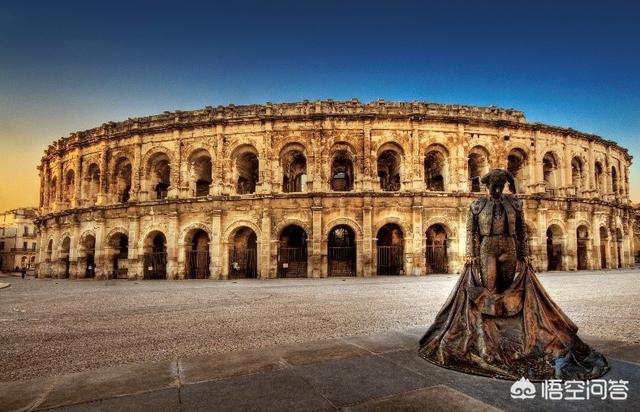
top-left (1, 269), bottom-right (639, 384)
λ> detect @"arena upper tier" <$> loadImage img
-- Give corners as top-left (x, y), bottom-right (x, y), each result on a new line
top-left (35, 99), bottom-right (633, 280)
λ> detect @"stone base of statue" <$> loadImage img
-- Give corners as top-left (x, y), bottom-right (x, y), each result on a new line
top-left (418, 260), bottom-right (609, 380)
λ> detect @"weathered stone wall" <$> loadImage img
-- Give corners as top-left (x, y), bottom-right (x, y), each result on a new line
top-left (35, 100), bottom-right (634, 279)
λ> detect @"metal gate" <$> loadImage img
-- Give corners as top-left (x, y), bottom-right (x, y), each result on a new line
top-left (278, 247), bottom-right (307, 278)
top-left (85, 254), bottom-right (95, 278)
top-left (426, 243), bottom-right (448, 274)
top-left (377, 245), bottom-right (403, 275)
top-left (187, 251), bottom-right (210, 279)
top-left (600, 244), bottom-right (607, 268)
top-left (328, 246), bottom-right (356, 276)
top-left (144, 252), bottom-right (167, 279)
top-left (577, 240), bottom-right (588, 270)
top-left (229, 248), bottom-right (257, 278)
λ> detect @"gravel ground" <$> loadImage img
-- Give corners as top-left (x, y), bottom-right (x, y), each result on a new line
top-left (1, 270), bottom-right (639, 383)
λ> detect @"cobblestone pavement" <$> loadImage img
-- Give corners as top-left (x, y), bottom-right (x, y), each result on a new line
top-left (1, 269), bottom-right (638, 382)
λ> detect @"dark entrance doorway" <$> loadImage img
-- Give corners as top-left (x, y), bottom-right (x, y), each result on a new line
top-left (426, 224), bottom-right (448, 274)
top-left (144, 232), bottom-right (167, 279)
top-left (111, 233), bottom-right (129, 278)
top-left (81, 235), bottom-right (96, 278)
top-left (186, 229), bottom-right (210, 279)
top-left (60, 237), bottom-right (71, 278)
top-left (576, 226), bottom-right (589, 270)
top-left (546, 225), bottom-right (563, 271)
top-left (278, 225), bottom-right (308, 278)
top-left (229, 227), bottom-right (257, 279)
top-left (328, 225), bottom-right (356, 276)
top-left (376, 224), bottom-right (403, 275)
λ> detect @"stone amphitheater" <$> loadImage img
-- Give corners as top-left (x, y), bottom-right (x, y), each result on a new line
top-left (35, 99), bottom-right (633, 280)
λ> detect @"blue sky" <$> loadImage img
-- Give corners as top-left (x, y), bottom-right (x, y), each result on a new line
top-left (1, 0), bottom-right (638, 209)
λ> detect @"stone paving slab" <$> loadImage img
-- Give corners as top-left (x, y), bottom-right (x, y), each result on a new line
top-left (342, 385), bottom-right (500, 412)
top-left (1, 329), bottom-right (638, 412)
top-left (181, 368), bottom-right (334, 412)
top-left (292, 355), bottom-right (429, 407)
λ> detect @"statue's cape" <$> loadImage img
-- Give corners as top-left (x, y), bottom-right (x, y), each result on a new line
top-left (418, 261), bottom-right (609, 380)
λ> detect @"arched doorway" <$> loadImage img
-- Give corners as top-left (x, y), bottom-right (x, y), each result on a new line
top-left (143, 232), bottom-right (167, 279)
top-left (60, 237), bottom-right (71, 278)
top-left (234, 148), bottom-right (259, 195)
top-left (330, 151), bottom-right (354, 191)
top-left (507, 148), bottom-right (527, 193)
top-left (468, 146), bottom-right (489, 192)
top-left (186, 229), bottom-right (210, 279)
top-left (426, 224), bottom-right (448, 274)
top-left (328, 225), bottom-right (356, 276)
top-left (229, 227), bottom-right (257, 278)
top-left (599, 227), bottom-right (608, 269)
top-left (188, 149), bottom-right (213, 197)
top-left (109, 233), bottom-right (129, 278)
top-left (576, 225), bottom-right (589, 270)
top-left (377, 150), bottom-right (401, 191)
top-left (80, 234), bottom-right (96, 278)
top-left (376, 224), bottom-right (403, 275)
top-left (281, 150), bottom-right (307, 193)
top-left (546, 225), bottom-right (563, 271)
top-left (278, 225), bottom-right (308, 277)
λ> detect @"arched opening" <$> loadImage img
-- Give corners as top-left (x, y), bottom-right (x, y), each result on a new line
top-left (330, 151), bottom-right (354, 191)
top-left (328, 225), bottom-right (356, 276)
top-left (186, 229), bottom-right (210, 279)
top-left (594, 162), bottom-right (604, 193)
top-left (282, 150), bottom-right (307, 193)
top-left (468, 146), bottom-right (489, 192)
top-left (542, 152), bottom-right (559, 193)
top-left (611, 166), bottom-right (618, 194)
top-left (426, 224), bottom-right (448, 274)
top-left (599, 226), bottom-right (608, 269)
top-left (615, 228), bottom-right (623, 269)
top-left (507, 149), bottom-right (527, 193)
top-left (109, 233), bottom-right (129, 278)
top-left (376, 224), bottom-right (403, 275)
top-left (113, 158), bottom-right (132, 203)
top-left (64, 170), bottom-right (75, 203)
top-left (571, 157), bottom-right (584, 194)
top-left (229, 227), bottom-right (257, 278)
top-left (79, 234), bottom-right (96, 278)
top-left (60, 237), bottom-right (71, 278)
top-left (576, 225), bottom-right (589, 270)
top-left (49, 176), bottom-right (57, 205)
top-left (147, 153), bottom-right (171, 200)
top-left (546, 224), bottom-right (563, 271)
top-left (377, 150), bottom-right (401, 191)
top-left (424, 149), bottom-right (446, 191)
top-left (189, 149), bottom-right (212, 197)
top-left (234, 147), bottom-right (259, 195)
top-left (278, 225), bottom-right (308, 277)
top-left (84, 163), bottom-right (101, 205)
top-left (143, 232), bottom-right (167, 279)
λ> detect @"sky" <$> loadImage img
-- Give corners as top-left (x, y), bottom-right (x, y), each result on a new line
top-left (1, 0), bottom-right (639, 210)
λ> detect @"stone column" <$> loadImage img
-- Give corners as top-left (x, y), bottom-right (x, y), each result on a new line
top-left (566, 216), bottom-right (577, 271)
top-left (363, 122), bottom-right (373, 191)
top-left (69, 224), bottom-right (80, 279)
top-left (42, 165), bottom-right (50, 212)
top-left (260, 201), bottom-right (272, 278)
top-left (56, 162), bottom-right (64, 208)
top-left (411, 202), bottom-right (424, 276)
top-left (94, 218), bottom-right (106, 279)
top-left (131, 141), bottom-right (142, 202)
top-left (455, 124), bottom-right (466, 191)
top-left (73, 155), bottom-right (82, 208)
top-left (362, 198), bottom-right (373, 276)
top-left (97, 146), bottom-right (108, 205)
top-left (166, 212), bottom-right (179, 279)
top-left (209, 209), bottom-right (222, 279)
top-left (311, 198), bottom-right (323, 277)
top-left (128, 215), bottom-right (141, 280)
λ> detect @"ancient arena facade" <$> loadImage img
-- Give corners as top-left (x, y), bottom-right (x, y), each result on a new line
top-left (35, 100), bottom-right (633, 280)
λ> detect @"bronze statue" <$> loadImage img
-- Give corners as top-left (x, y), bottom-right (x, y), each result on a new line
top-left (419, 169), bottom-right (609, 380)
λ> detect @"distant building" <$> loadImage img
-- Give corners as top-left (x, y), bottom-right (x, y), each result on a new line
top-left (0, 208), bottom-right (38, 271)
